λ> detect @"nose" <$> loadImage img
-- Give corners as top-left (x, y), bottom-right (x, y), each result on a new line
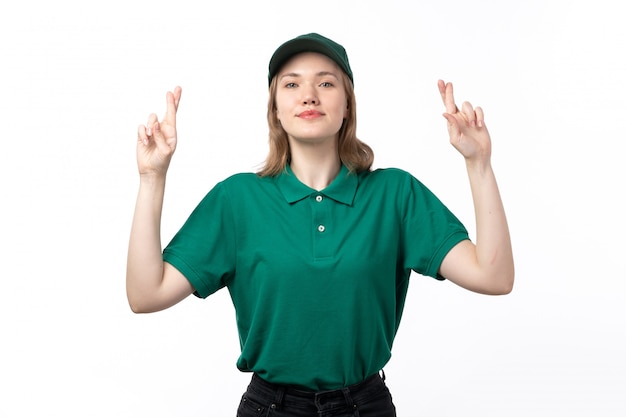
top-left (301, 84), bottom-right (318, 105)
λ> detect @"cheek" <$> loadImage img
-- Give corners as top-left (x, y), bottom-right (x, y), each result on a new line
top-left (274, 97), bottom-right (287, 121)
top-left (274, 102), bottom-right (285, 121)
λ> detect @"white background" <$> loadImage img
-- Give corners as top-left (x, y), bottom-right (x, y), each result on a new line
top-left (1, 0), bottom-right (625, 415)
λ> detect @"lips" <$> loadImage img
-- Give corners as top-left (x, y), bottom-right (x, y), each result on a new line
top-left (297, 109), bottom-right (323, 119)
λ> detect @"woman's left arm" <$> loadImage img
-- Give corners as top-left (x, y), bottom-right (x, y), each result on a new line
top-left (436, 80), bottom-right (514, 295)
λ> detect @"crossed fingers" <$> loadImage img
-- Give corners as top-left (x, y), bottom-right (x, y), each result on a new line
top-left (438, 80), bottom-right (484, 128)
top-left (461, 101), bottom-right (484, 128)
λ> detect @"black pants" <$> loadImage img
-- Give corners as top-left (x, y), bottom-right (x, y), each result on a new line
top-left (237, 372), bottom-right (396, 416)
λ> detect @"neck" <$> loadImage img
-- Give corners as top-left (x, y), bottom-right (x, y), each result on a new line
top-left (289, 140), bottom-right (341, 191)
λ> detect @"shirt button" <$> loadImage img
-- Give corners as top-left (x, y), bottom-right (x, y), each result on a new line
top-left (315, 195), bottom-right (323, 202)
top-left (317, 224), bottom-right (325, 233)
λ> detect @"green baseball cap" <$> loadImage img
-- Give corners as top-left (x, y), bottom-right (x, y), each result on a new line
top-left (268, 33), bottom-right (354, 86)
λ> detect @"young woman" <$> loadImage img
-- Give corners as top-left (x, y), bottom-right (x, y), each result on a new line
top-left (127, 33), bottom-right (514, 417)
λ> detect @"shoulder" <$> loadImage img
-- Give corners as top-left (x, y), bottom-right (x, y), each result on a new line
top-left (359, 167), bottom-right (442, 204)
top-left (217, 172), bottom-right (273, 190)
top-left (361, 167), bottom-right (418, 179)
top-left (360, 167), bottom-right (423, 189)
top-left (195, 173), bottom-right (263, 204)
top-left (220, 172), bottom-right (263, 184)
top-left (210, 172), bottom-right (279, 204)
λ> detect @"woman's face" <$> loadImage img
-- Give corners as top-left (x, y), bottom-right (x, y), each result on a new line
top-left (274, 52), bottom-right (348, 147)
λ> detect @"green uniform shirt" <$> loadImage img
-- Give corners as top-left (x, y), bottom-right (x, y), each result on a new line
top-left (163, 165), bottom-right (469, 390)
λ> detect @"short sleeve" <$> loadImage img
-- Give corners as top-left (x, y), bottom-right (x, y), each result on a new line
top-left (400, 173), bottom-right (469, 280)
top-left (162, 181), bottom-right (237, 298)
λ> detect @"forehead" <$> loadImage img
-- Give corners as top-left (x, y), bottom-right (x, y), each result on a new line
top-left (278, 52), bottom-right (342, 76)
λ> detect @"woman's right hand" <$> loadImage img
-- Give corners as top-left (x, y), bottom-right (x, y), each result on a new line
top-left (136, 86), bottom-right (182, 177)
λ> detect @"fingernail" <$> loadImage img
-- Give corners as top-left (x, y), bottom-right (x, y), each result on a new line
top-left (146, 127), bottom-right (152, 136)
top-left (155, 122), bottom-right (160, 132)
top-left (478, 120), bottom-right (484, 127)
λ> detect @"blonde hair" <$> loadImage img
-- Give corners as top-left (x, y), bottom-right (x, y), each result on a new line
top-left (257, 71), bottom-right (374, 177)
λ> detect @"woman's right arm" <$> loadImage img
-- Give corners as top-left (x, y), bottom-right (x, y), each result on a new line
top-left (126, 87), bottom-right (195, 313)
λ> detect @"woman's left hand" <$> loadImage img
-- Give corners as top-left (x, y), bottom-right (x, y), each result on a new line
top-left (438, 80), bottom-right (491, 165)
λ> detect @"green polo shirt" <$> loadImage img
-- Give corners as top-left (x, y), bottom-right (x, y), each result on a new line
top-left (163, 165), bottom-right (468, 390)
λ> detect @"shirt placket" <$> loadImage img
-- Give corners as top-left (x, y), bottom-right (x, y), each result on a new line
top-left (311, 193), bottom-right (332, 260)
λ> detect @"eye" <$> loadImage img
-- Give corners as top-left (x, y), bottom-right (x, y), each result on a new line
top-left (285, 82), bottom-right (297, 88)
top-left (319, 81), bottom-right (334, 87)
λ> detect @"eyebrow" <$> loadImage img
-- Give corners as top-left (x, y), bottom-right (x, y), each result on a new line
top-left (279, 71), bottom-right (340, 81)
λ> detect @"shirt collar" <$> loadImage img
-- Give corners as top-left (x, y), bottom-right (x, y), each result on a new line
top-left (276, 164), bottom-right (358, 205)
